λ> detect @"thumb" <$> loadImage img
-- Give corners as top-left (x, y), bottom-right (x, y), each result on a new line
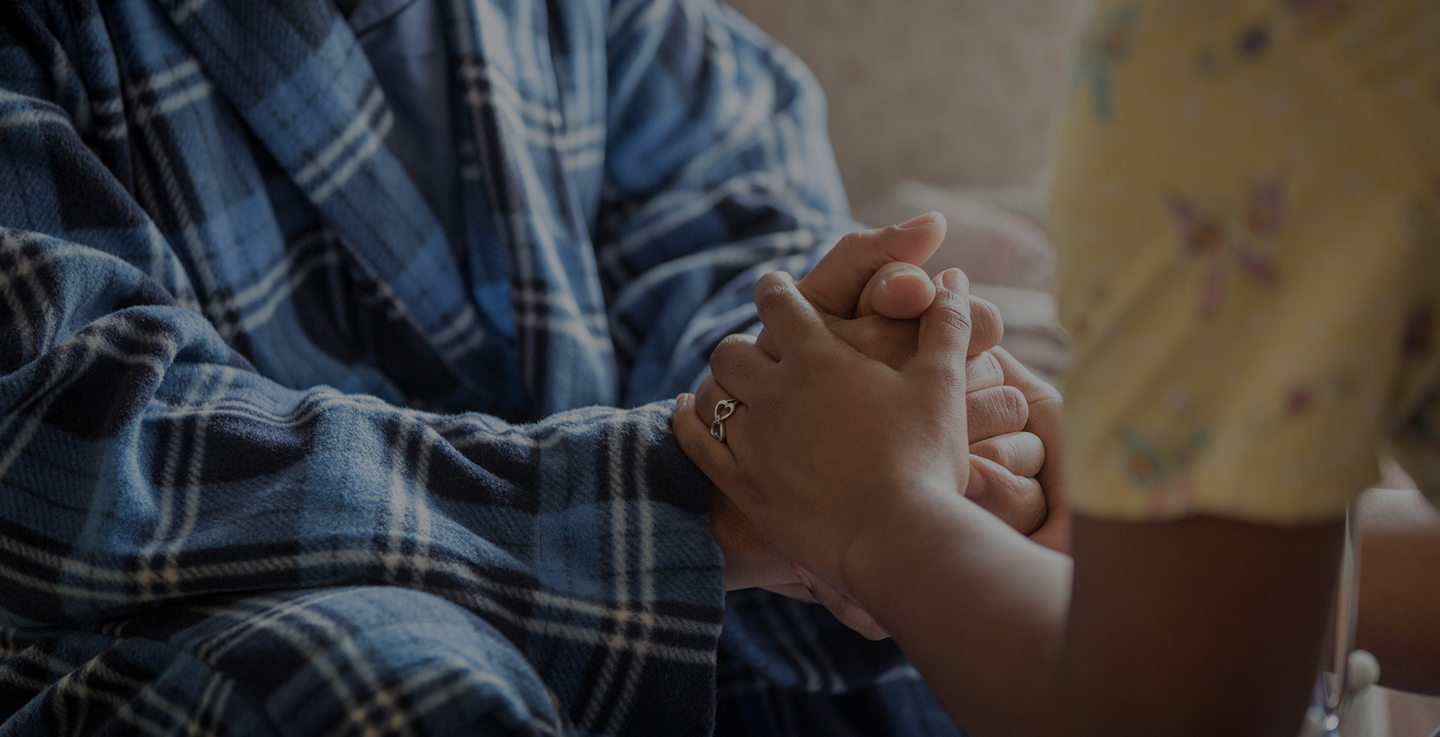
top-left (856, 261), bottom-right (937, 320)
top-left (796, 213), bottom-right (947, 319)
top-left (910, 268), bottom-right (972, 383)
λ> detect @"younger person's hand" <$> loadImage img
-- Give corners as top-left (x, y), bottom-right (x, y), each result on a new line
top-left (677, 268), bottom-right (978, 593)
top-left (736, 216), bottom-right (1046, 533)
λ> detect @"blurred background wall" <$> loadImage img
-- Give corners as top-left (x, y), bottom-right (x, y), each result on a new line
top-left (724, 0), bottom-right (1087, 212)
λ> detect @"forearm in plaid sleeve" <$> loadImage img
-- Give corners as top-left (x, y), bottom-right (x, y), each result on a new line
top-left (0, 227), bottom-right (725, 732)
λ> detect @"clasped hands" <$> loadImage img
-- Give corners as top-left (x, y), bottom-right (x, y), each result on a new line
top-left (675, 214), bottom-right (1069, 638)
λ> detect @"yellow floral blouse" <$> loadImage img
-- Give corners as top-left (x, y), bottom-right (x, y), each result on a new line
top-left (1051, 0), bottom-right (1440, 523)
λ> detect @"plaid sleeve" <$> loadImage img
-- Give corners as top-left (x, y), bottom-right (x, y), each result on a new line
top-left (0, 10), bottom-right (724, 734)
top-left (598, 0), bottom-right (859, 405)
top-left (0, 221), bottom-right (726, 731)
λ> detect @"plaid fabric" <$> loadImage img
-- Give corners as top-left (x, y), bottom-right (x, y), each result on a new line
top-left (0, 0), bottom-right (959, 733)
top-left (714, 591), bottom-right (964, 737)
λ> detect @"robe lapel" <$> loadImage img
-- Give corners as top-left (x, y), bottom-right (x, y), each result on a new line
top-left (158, 0), bottom-right (489, 384)
top-left (440, 0), bottom-right (619, 417)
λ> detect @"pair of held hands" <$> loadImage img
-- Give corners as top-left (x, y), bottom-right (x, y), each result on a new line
top-left (676, 213), bottom-right (1069, 639)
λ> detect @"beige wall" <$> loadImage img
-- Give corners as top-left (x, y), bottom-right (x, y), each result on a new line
top-left (726, 0), bottom-right (1086, 209)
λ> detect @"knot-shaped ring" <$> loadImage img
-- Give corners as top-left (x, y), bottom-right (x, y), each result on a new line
top-left (711, 399), bottom-right (739, 443)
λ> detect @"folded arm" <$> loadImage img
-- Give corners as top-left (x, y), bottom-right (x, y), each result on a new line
top-left (0, 10), bottom-right (725, 729)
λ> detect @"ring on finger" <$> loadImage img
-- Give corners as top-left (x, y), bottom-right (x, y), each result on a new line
top-left (711, 399), bottom-right (740, 443)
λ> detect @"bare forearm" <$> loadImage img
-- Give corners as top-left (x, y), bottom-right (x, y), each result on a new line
top-left (842, 489), bottom-right (1072, 736)
top-left (842, 492), bottom-right (1344, 737)
top-left (1357, 487), bottom-right (1440, 695)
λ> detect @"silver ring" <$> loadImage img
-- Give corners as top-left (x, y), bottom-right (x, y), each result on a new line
top-left (711, 399), bottom-right (739, 443)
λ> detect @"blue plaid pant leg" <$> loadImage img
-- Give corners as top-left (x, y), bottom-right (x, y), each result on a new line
top-left (0, 588), bottom-right (566, 736)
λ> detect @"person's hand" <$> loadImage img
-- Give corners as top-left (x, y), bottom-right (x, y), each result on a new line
top-left (837, 245), bottom-right (1063, 546)
top-left (715, 339), bottom-right (1069, 632)
top-left (990, 346), bottom-right (1071, 553)
top-left (677, 268), bottom-right (978, 592)
top-left (696, 217), bottom-right (1045, 636)
top-left (708, 215), bottom-right (1045, 532)
top-left (768, 216), bottom-right (1044, 528)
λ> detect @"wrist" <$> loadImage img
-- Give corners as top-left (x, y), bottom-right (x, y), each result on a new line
top-left (835, 477), bottom-right (963, 603)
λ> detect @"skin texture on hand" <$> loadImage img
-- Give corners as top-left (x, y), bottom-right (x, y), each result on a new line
top-left (763, 216), bottom-right (1044, 519)
top-left (700, 216), bottom-right (1056, 644)
top-left (701, 216), bottom-right (1047, 599)
top-left (686, 268), bottom-right (979, 585)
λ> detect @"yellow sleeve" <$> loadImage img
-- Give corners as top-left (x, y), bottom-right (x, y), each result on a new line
top-left (1050, 0), bottom-right (1440, 524)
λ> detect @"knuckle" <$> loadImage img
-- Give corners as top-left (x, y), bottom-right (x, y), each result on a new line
top-left (991, 441), bottom-right (1019, 471)
top-left (966, 387), bottom-right (1003, 416)
top-left (837, 227), bottom-right (883, 251)
top-left (989, 475), bottom-right (1046, 534)
top-left (755, 281), bottom-right (793, 314)
top-left (971, 441), bottom-right (1009, 469)
top-left (965, 351), bottom-right (1003, 388)
top-left (716, 334), bottom-right (752, 354)
top-left (709, 340), bottom-right (737, 371)
top-left (935, 292), bottom-right (973, 333)
top-left (695, 374), bottom-right (718, 402)
top-left (969, 297), bottom-right (1003, 337)
top-left (1017, 480), bottom-right (1048, 535)
top-left (753, 270), bottom-right (788, 299)
top-left (999, 386), bottom-right (1029, 424)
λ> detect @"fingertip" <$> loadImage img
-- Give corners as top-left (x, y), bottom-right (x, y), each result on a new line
top-left (940, 267), bottom-right (969, 296)
top-left (870, 263), bottom-right (936, 319)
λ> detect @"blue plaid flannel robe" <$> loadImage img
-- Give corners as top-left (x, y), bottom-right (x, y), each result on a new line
top-left (0, 0), bottom-right (962, 734)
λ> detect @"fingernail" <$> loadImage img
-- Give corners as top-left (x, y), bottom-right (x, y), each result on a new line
top-left (942, 268), bottom-right (964, 291)
top-left (885, 269), bottom-right (926, 288)
top-left (898, 212), bottom-right (936, 229)
top-left (795, 569), bottom-right (814, 590)
top-left (675, 394), bottom-right (685, 411)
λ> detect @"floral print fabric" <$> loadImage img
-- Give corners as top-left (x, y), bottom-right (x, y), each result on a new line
top-left (1051, 0), bottom-right (1440, 523)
